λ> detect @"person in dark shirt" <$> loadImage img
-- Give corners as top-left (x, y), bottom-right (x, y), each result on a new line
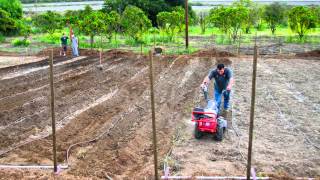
top-left (201, 64), bottom-right (234, 113)
top-left (60, 33), bottom-right (68, 56)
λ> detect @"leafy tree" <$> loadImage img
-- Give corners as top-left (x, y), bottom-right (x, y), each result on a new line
top-left (103, 0), bottom-right (128, 13)
top-left (263, 2), bottom-right (285, 35)
top-left (32, 11), bottom-right (63, 35)
top-left (208, 5), bottom-right (249, 42)
top-left (164, 0), bottom-right (184, 7)
top-left (18, 18), bottom-right (32, 40)
top-left (198, 12), bottom-right (208, 34)
top-left (103, 11), bottom-right (120, 42)
top-left (64, 10), bottom-right (81, 26)
top-left (79, 11), bottom-right (106, 49)
top-left (172, 6), bottom-right (186, 33)
top-left (157, 8), bottom-right (184, 41)
top-left (208, 6), bottom-right (230, 34)
top-left (103, 0), bottom-right (195, 26)
top-left (0, 0), bottom-right (22, 19)
top-left (310, 6), bottom-right (320, 27)
top-left (121, 6), bottom-right (152, 42)
top-left (149, 27), bottom-right (159, 47)
top-left (288, 6), bottom-right (317, 40)
top-left (235, 0), bottom-right (263, 33)
top-left (0, 9), bottom-right (17, 35)
top-left (79, 5), bottom-right (94, 19)
top-left (227, 5), bottom-right (249, 41)
top-left (104, 0), bottom-right (167, 26)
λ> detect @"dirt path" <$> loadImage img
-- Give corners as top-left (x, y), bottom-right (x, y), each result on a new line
top-left (0, 56), bottom-right (47, 69)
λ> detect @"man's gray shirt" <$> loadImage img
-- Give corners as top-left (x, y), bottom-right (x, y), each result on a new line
top-left (208, 68), bottom-right (232, 93)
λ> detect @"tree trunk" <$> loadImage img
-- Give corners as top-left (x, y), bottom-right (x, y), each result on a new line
top-left (90, 35), bottom-right (94, 50)
top-left (140, 43), bottom-right (143, 55)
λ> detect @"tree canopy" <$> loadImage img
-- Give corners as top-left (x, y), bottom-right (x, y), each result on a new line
top-left (0, 9), bottom-right (17, 35)
top-left (288, 6), bottom-right (317, 39)
top-left (157, 7), bottom-right (184, 41)
top-left (121, 6), bottom-right (152, 42)
top-left (0, 0), bottom-right (22, 19)
top-left (103, 0), bottom-right (191, 26)
top-left (32, 11), bottom-right (63, 34)
top-left (208, 4), bottom-right (249, 41)
top-left (263, 2), bottom-right (286, 35)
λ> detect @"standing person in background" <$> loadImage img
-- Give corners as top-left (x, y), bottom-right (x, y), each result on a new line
top-left (60, 33), bottom-right (68, 56)
top-left (71, 34), bottom-right (79, 57)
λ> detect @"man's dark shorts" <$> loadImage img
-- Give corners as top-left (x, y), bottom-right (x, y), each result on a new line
top-left (63, 45), bottom-right (67, 52)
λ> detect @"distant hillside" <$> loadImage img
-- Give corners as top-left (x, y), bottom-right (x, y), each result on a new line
top-left (21, 0), bottom-right (100, 3)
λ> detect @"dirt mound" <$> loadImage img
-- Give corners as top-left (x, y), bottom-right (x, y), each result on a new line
top-left (191, 48), bottom-right (235, 58)
top-left (0, 51), bottom-right (24, 57)
top-left (37, 47), bottom-right (139, 60)
top-left (295, 49), bottom-right (320, 58)
top-left (216, 57), bottom-right (232, 65)
top-left (37, 47), bottom-right (101, 57)
top-left (104, 49), bottom-right (136, 59)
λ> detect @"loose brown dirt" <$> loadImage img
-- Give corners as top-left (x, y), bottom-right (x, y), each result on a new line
top-left (296, 49), bottom-right (320, 59)
top-left (0, 48), bottom-right (319, 179)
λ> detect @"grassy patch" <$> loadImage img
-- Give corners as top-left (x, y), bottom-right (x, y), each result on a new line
top-left (11, 38), bottom-right (31, 47)
top-left (0, 35), bottom-right (5, 43)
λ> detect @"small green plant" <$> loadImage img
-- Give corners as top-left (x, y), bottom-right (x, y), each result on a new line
top-left (11, 38), bottom-right (30, 47)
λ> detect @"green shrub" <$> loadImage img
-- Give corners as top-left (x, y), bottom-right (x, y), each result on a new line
top-left (11, 38), bottom-right (30, 47)
top-left (125, 38), bottom-right (140, 46)
top-left (39, 32), bottom-right (62, 44)
top-left (0, 34), bottom-right (5, 43)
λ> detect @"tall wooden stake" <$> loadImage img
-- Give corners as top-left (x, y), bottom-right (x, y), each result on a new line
top-left (246, 43), bottom-right (258, 180)
top-left (238, 31), bottom-right (242, 56)
top-left (49, 48), bottom-right (58, 173)
top-left (149, 50), bottom-right (159, 180)
top-left (185, 0), bottom-right (189, 49)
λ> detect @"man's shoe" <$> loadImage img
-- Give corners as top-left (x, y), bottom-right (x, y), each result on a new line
top-left (224, 108), bottom-right (230, 112)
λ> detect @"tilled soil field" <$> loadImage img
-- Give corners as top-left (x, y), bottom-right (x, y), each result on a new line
top-left (169, 55), bottom-right (320, 178)
top-left (0, 49), bottom-right (319, 179)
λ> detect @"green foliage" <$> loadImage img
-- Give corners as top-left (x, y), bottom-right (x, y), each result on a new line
top-left (104, 0), bottom-right (168, 26)
top-left (157, 8), bottom-right (184, 41)
top-left (208, 6), bottom-right (229, 34)
top-left (103, 11), bottom-right (121, 41)
top-left (0, 8), bottom-right (17, 35)
top-left (64, 10), bottom-right (81, 27)
top-left (172, 7), bottom-right (186, 32)
top-left (80, 5), bottom-right (94, 19)
top-left (63, 6), bottom-right (93, 35)
top-left (198, 12), bottom-right (209, 34)
top-left (235, 0), bottom-right (264, 33)
top-left (80, 11), bottom-right (105, 36)
top-left (32, 11), bottom-right (63, 34)
top-left (0, 0), bottom-right (22, 19)
top-left (288, 6), bottom-right (317, 40)
top-left (78, 10), bottom-right (106, 48)
top-left (121, 6), bottom-right (152, 42)
top-left (0, 34), bottom-right (5, 43)
top-left (17, 18), bottom-right (32, 40)
top-left (21, 0), bottom-right (98, 2)
top-left (39, 32), bottom-right (62, 44)
top-left (208, 5), bottom-right (249, 42)
top-left (11, 38), bottom-right (30, 47)
top-left (103, 0), bottom-right (195, 26)
top-left (263, 2), bottom-right (286, 35)
top-left (310, 6), bottom-right (320, 27)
